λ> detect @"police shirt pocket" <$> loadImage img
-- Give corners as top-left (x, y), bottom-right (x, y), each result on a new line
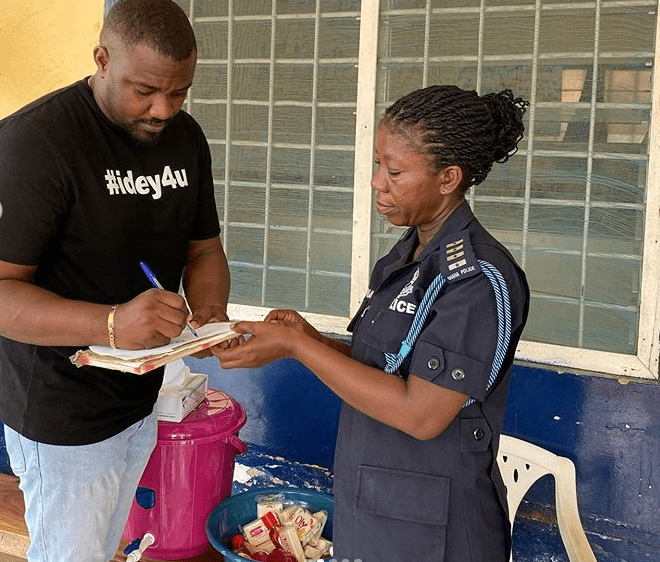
top-left (362, 320), bottom-right (406, 358)
top-left (355, 465), bottom-right (450, 562)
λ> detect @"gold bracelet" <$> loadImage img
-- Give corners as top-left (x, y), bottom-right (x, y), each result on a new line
top-left (108, 305), bottom-right (118, 349)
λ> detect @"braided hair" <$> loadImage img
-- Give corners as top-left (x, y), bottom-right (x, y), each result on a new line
top-left (383, 85), bottom-right (529, 189)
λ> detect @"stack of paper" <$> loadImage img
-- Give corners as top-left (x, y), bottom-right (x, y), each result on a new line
top-left (70, 322), bottom-right (239, 374)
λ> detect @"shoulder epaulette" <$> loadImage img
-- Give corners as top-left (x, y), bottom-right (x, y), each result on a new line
top-left (440, 231), bottom-right (482, 283)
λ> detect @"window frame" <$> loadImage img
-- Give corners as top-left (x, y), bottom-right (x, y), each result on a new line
top-left (216, 0), bottom-right (660, 380)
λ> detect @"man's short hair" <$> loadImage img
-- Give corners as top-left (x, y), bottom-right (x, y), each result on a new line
top-left (103, 0), bottom-right (196, 60)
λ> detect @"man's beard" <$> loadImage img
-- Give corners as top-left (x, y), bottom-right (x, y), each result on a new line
top-left (122, 118), bottom-right (172, 147)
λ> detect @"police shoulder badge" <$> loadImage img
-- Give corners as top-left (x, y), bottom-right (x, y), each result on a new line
top-left (440, 231), bottom-right (481, 283)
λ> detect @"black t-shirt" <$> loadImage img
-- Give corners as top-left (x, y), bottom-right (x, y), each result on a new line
top-left (0, 78), bottom-right (220, 445)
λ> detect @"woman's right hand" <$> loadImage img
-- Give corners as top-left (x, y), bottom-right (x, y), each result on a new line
top-left (211, 318), bottom-right (299, 368)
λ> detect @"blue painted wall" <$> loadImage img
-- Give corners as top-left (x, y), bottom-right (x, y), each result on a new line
top-left (503, 366), bottom-right (660, 561)
top-left (186, 356), bottom-right (341, 469)
top-left (184, 356), bottom-right (660, 561)
top-left (2, 357), bottom-right (659, 561)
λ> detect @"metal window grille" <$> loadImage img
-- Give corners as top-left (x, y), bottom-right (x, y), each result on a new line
top-left (178, 0), bottom-right (660, 379)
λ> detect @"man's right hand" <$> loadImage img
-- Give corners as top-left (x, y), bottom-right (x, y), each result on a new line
top-left (112, 288), bottom-right (189, 349)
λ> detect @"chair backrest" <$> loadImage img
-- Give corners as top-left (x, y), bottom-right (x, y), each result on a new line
top-left (497, 434), bottom-right (597, 562)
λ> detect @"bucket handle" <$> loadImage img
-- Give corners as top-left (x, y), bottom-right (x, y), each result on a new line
top-left (228, 434), bottom-right (247, 455)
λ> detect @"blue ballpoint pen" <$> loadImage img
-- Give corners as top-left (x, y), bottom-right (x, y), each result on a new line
top-left (139, 261), bottom-right (199, 338)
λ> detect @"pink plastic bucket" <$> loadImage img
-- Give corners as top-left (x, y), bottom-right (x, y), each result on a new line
top-left (123, 388), bottom-right (247, 559)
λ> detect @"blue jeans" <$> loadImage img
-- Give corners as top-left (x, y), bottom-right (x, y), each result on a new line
top-left (4, 411), bottom-right (157, 562)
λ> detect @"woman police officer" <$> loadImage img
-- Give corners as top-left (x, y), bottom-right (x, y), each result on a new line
top-left (215, 84), bottom-right (530, 562)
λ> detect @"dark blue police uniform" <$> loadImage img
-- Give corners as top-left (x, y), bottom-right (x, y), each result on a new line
top-left (332, 201), bottom-right (529, 562)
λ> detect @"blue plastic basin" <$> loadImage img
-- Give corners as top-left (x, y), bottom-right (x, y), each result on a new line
top-left (206, 486), bottom-right (334, 562)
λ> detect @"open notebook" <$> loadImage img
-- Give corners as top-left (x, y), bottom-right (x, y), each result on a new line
top-left (69, 322), bottom-right (239, 374)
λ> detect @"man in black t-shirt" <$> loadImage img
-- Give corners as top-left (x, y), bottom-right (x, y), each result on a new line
top-left (0, 1), bottom-right (230, 560)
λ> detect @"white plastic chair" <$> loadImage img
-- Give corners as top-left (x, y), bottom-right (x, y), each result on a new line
top-left (497, 434), bottom-right (597, 562)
